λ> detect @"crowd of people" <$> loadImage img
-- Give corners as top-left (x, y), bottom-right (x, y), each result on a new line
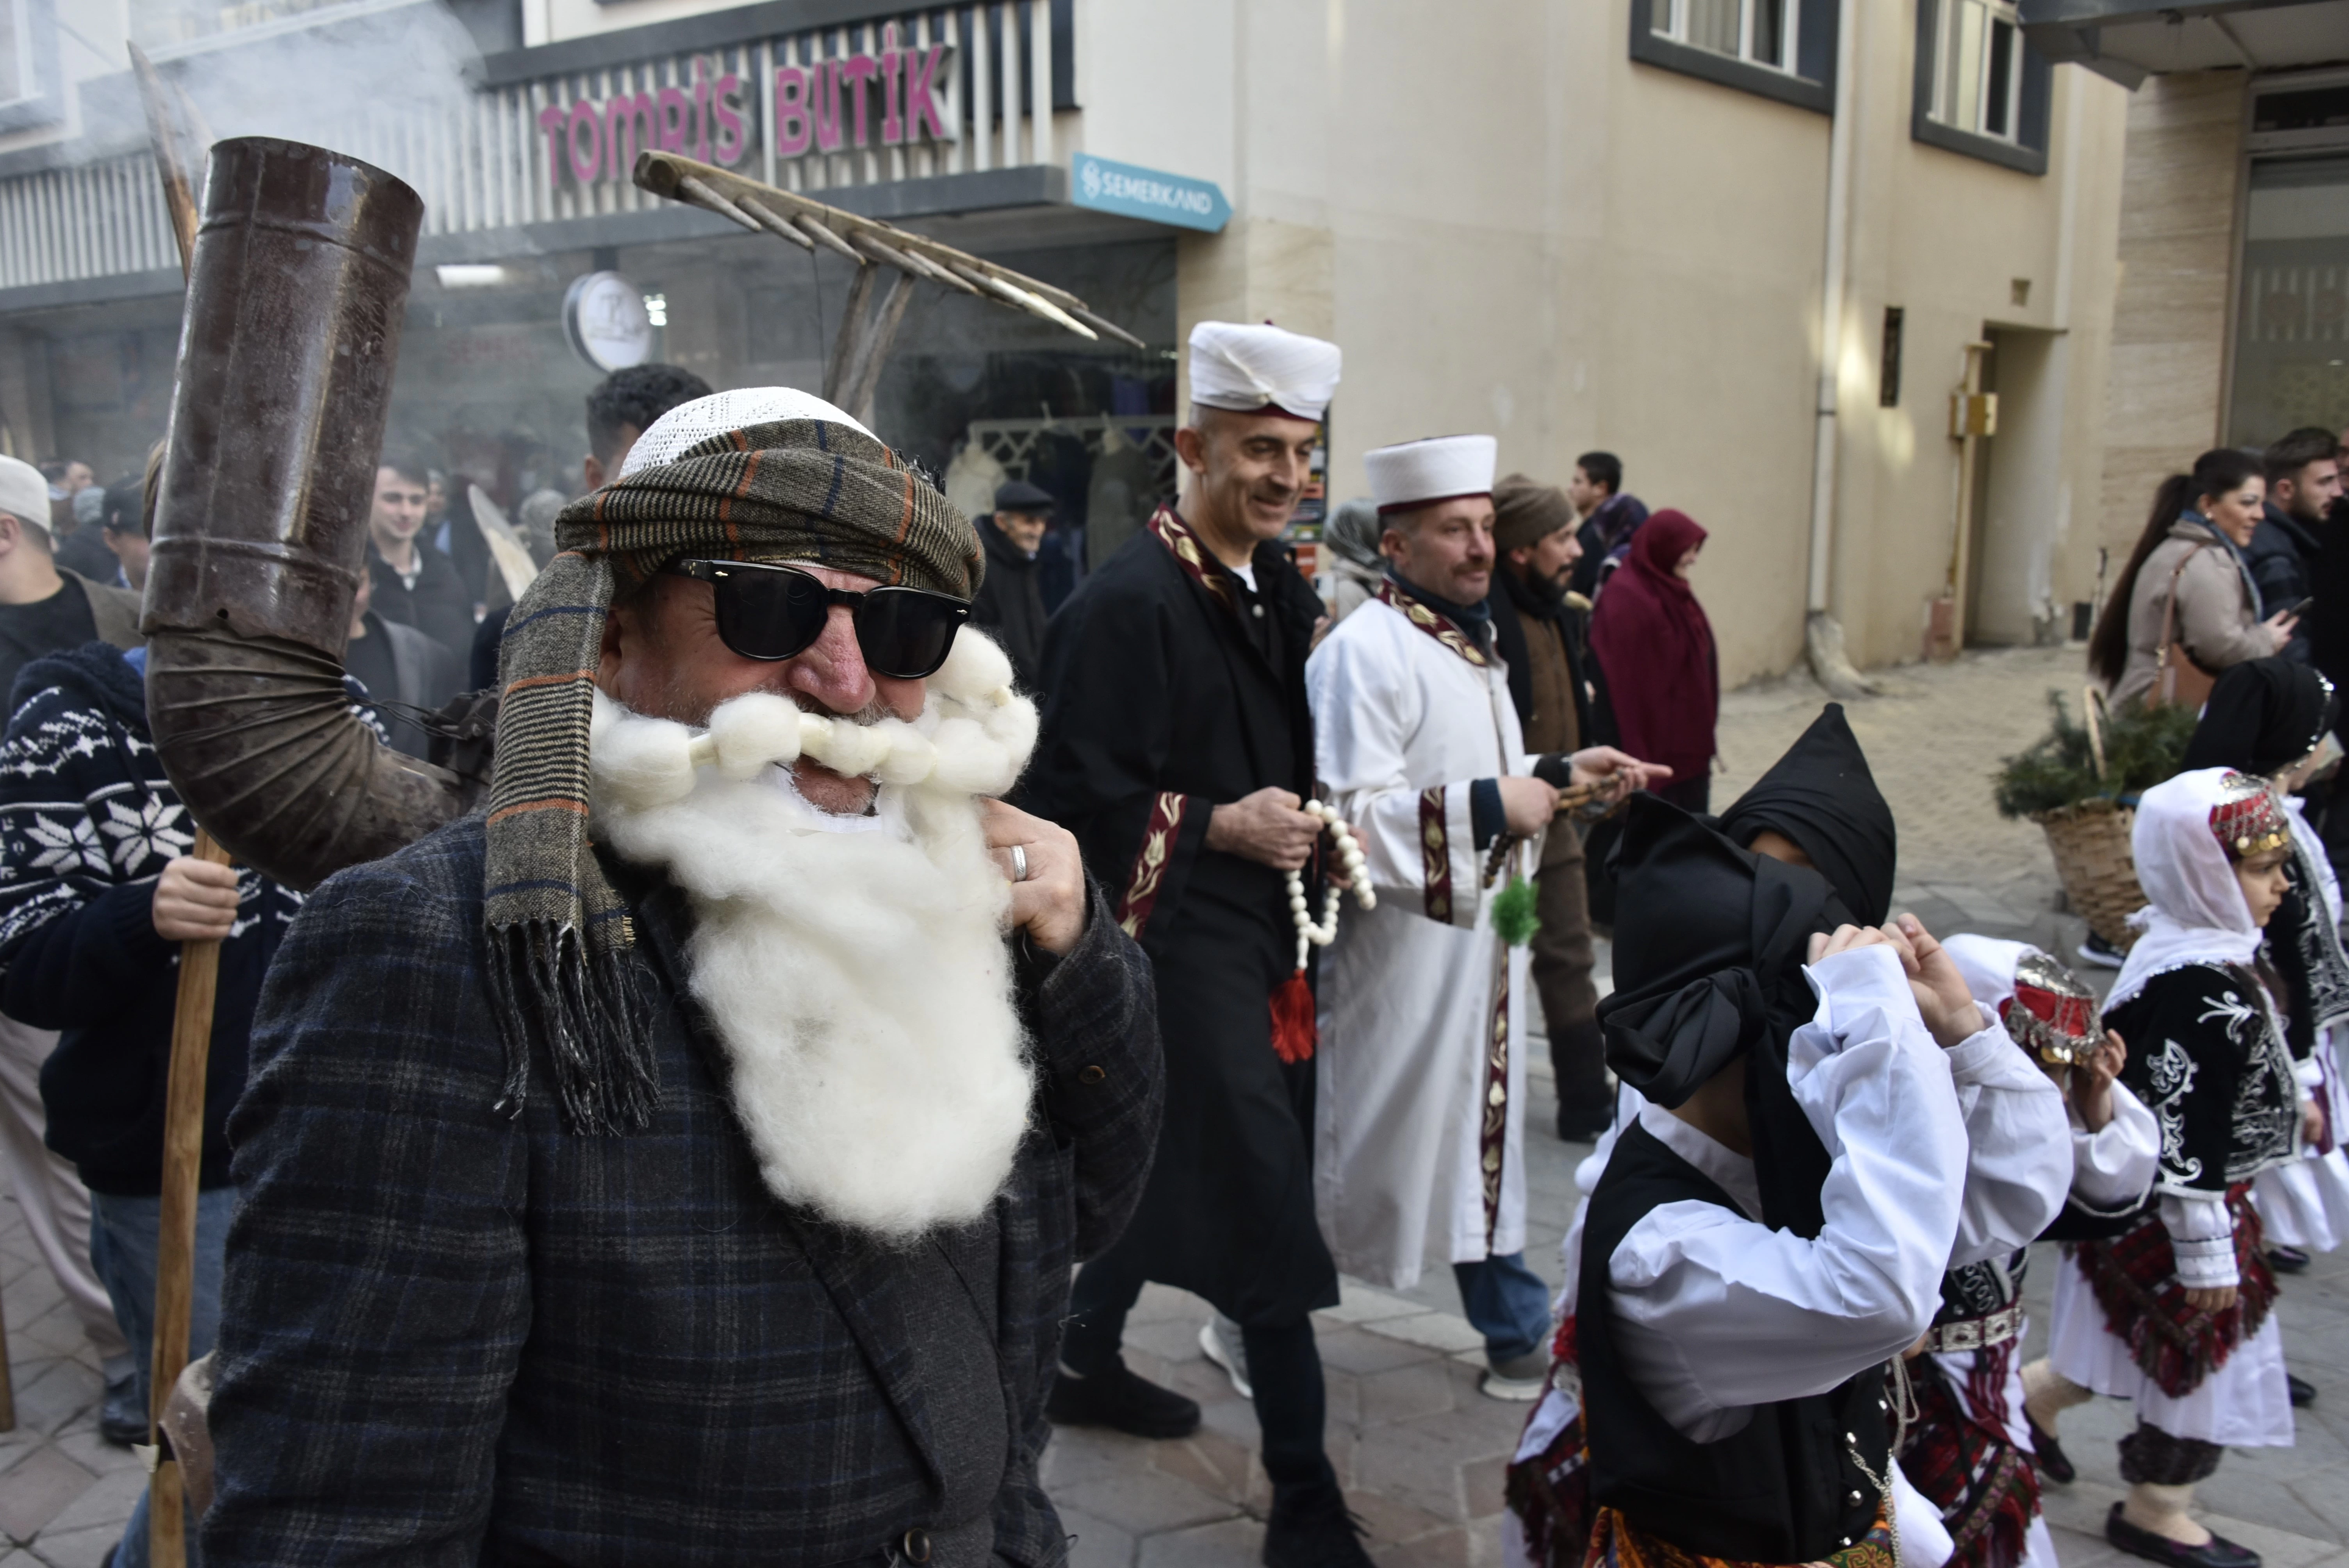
top-left (0, 321), bottom-right (2340, 1568)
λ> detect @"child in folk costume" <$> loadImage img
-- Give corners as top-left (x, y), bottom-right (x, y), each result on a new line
top-left (2023, 770), bottom-right (2304, 1568)
top-left (1921, 938), bottom-right (2162, 1568)
top-left (1567, 796), bottom-right (1982, 1568)
top-left (1505, 708), bottom-right (2053, 1568)
top-left (2178, 660), bottom-right (2349, 1288)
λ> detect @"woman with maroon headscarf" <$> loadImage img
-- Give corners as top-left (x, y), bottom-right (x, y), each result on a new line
top-left (1588, 510), bottom-right (1716, 813)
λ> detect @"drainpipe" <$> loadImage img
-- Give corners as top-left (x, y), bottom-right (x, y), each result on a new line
top-left (1803, 0), bottom-right (1875, 699)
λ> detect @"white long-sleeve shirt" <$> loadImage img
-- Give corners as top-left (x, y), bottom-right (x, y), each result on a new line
top-left (2069, 1079), bottom-right (2160, 1213)
top-left (1606, 945), bottom-right (1968, 1441)
top-left (1944, 1005), bottom-right (2073, 1267)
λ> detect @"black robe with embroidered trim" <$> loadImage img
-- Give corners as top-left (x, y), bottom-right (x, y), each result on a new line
top-left (1020, 516), bottom-right (1335, 1321)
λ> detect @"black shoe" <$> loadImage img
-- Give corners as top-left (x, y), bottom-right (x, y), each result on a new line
top-left (2105, 1502), bottom-right (2260, 1568)
top-left (98, 1371), bottom-right (144, 1448)
top-left (2289, 1372), bottom-right (2317, 1407)
top-left (1045, 1358), bottom-right (1200, 1439)
top-left (1263, 1476), bottom-right (1373, 1568)
top-left (2269, 1244), bottom-right (2312, 1274)
top-left (2026, 1413), bottom-right (2075, 1484)
top-left (2078, 933), bottom-right (2124, 969)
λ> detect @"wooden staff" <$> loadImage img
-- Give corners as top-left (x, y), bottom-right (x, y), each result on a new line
top-left (131, 42), bottom-right (218, 1568)
top-left (149, 833), bottom-right (228, 1567)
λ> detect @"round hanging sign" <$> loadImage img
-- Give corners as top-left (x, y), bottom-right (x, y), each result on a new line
top-left (563, 271), bottom-right (654, 372)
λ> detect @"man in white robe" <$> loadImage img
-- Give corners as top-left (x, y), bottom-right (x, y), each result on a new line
top-left (1306, 433), bottom-right (1657, 1399)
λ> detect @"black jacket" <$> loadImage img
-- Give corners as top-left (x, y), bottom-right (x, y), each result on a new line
top-left (369, 543), bottom-right (477, 668)
top-left (0, 642), bottom-right (301, 1195)
top-left (202, 814), bottom-right (1161, 1565)
top-left (2236, 502), bottom-right (2311, 662)
top-left (2245, 501), bottom-right (2317, 662)
top-left (970, 517), bottom-right (1048, 690)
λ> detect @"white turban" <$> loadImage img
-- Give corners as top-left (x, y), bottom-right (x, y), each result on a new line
top-left (1364, 435), bottom-right (1498, 514)
top-left (1187, 322), bottom-right (1342, 423)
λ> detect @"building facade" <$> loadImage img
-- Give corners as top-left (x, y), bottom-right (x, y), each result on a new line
top-left (0, 0), bottom-right (2220, 684)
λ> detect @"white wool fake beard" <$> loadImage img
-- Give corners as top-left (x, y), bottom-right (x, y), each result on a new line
top-left (589, 695), bottom-right (1037, 1241)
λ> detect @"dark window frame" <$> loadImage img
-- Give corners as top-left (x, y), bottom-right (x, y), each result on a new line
top-left (0, 0), bottom-right (62, 136)
top-left (1911, 0), bottom-right (2052, 175)
top-left (1627, 0), bottom-right (1838, 116)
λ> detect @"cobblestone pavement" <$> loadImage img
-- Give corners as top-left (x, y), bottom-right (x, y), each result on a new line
top-left (7, 648), bottom-right (2346, 1567)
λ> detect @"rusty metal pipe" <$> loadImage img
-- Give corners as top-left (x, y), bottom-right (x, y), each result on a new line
top-left (143, 137), bottom-right (470, 892)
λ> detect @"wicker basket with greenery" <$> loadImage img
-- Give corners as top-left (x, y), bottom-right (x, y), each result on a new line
top-left (1994, 691), bottom-right (2196, 950)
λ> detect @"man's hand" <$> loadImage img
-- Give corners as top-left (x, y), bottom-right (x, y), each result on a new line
top-left (1566, 746), bottom-right (1673, 802)
top-left (2263, 608), bottom-right (2301, 649)
top-left (1880, 914), bottom-right (1982, 1049)
top-left (984, 800), bottom-right (1087, 956)
top-left (1498, 775), bottom-right (1561, 836)
top-left (2071, 1029), bottom-right (2127, 1132)
top-left (1205, 787), bottom-right (1323, 871)
top-left (153, 855), bottom-right (240, 943)
top-left (1807, 924), bottom-right (1888, 964)
top-left (2184, 1285), bottom-right (2238, 1314)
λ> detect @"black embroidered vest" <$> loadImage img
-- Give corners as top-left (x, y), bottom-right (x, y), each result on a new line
top-left (1579, 1120), bottom-right (1890, 1562)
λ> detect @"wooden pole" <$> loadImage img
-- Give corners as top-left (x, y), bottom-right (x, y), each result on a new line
top-left (129, 43), bottom-right (217, 1568)
top-left (148, 832), bottom-right (228, 1568)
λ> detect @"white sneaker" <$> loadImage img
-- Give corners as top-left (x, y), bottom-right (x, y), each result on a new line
top-left (1199, 1315), bottom-right (1253, 1399)
top-left (1480, 1348), bottom-right (1550, 1402)
top-left (1479, 1368), bottom-right (1546, 1401)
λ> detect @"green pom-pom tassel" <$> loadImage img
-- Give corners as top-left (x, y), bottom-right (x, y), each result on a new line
top-left (1492, 875), bottom-right (1540, 947)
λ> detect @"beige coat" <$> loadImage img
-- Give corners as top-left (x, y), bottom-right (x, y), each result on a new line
top-left (2109, 520), bottom-right (2277, 708)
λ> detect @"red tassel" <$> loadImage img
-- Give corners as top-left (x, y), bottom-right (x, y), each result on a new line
top-left (1270, 968), bottom-right (1316, 1063)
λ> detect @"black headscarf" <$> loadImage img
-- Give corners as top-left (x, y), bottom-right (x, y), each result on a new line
top-left (1715, 703), bottom-right (1896, 927)
top-left (1599, 796), bottom-right (1839, 1235)
top-left (2181, 658), bottom-right (2336, 777)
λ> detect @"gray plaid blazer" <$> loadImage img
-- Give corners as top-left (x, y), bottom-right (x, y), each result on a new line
top-left (201, 813), bottom-right (1161, 1566)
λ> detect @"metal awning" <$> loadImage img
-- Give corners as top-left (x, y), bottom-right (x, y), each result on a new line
top-left (2018, 0), bottom-right (2349, 86)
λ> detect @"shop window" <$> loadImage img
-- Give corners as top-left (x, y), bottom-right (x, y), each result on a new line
top-left (0, 0), bottom-right (58, 134)
top-left (2224, 153), bottom-right (2349, 449)
top-left (1912, 0), bottom-right (2050, 174)
top-left (1627, 0), bottom-right (1836, 115)
top-left (0, 0), bottom-right (34, 109)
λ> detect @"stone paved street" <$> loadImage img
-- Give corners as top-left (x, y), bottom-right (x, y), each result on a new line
top-left (5, 648), bottom-right (2347, 1567)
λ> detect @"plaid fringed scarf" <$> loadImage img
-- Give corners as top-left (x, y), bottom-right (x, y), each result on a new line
top-left (2075, 1185), bottom-right (2278, 1399)
top-left (1897, 1351), bottom-right (2039, 1568)
top-left (486, 416), bottom-right (981, 1133)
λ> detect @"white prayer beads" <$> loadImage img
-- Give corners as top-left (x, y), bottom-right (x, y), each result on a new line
top-left (1287, 800), bottom-right (1376, 969)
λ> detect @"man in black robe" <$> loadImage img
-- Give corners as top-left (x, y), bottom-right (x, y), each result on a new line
top-left (1024, 321), bottom-right (1368, 1568)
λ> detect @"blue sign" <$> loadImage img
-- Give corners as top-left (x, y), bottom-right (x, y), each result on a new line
top-left (1070, 153), bottom-right (1231, 233)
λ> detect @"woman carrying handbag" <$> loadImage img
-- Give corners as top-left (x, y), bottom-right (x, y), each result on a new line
top-left (2090, 449), bottom-right (2298, 711)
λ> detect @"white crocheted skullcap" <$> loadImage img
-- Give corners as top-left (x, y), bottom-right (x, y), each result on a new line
top-left (620, 388), bottom-right (876, 478)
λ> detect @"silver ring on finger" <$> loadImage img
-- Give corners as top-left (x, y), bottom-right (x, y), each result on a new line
top-left (1011, 843), bottom-right (1030, 883)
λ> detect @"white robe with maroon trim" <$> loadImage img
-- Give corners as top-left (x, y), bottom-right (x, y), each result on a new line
top-left (1306, 584), bottom-right (1534, 1288)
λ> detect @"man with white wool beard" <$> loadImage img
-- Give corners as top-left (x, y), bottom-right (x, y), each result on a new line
top-left (199, 389), bottom-right (1164, 1567)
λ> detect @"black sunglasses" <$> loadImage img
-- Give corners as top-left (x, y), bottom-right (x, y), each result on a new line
top-left (665, 558), bottom-right (971, 679)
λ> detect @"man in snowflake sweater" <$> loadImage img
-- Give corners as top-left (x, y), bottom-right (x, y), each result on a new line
top-left (0, 638), bottom-right (303, 1568)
